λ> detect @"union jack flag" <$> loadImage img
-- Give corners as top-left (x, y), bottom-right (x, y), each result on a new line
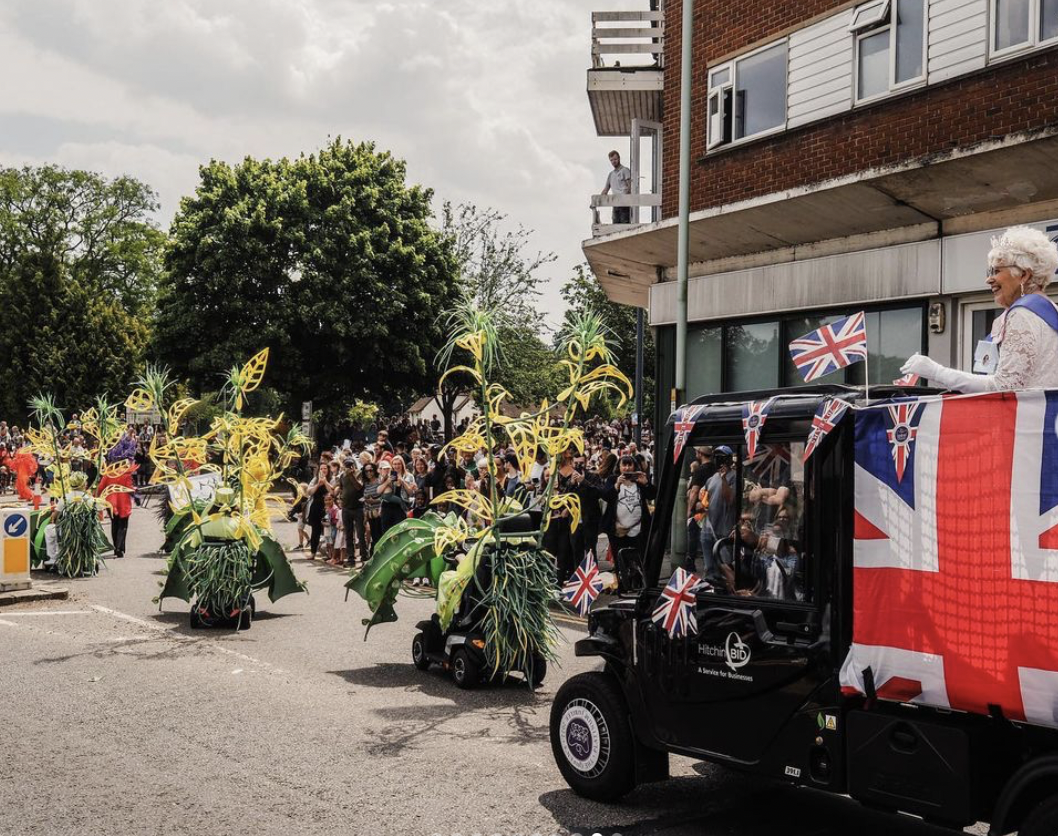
top-left (840, 392), bottom-right (1058, 728)
top-left (651, 567), bottom-right (704, 638)
top-left (885, 402), bottom-right (924, 483)
top-left (561, 553), bottom-right (604, 616)
top-left (748, 443), bottom-right (791, 484)
top-left (804, 399), bottom-right (850, 462)
top-left (741, 399), bottom-right (772, 460)
top-left (893, 373), bottom-right (920, 387)
top-left (789, 312), bottom-right (868, 382)
top-left (672, 405), bottom-right (705, 463)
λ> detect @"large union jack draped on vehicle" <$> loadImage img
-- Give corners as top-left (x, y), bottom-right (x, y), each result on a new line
top-left (840, 391), bottom-right (1058, 729)
top-left (788, 312), bottom-right (867, 383)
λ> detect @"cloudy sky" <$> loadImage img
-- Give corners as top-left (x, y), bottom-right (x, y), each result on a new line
top-left (0, 0), bottom-right (650, 327)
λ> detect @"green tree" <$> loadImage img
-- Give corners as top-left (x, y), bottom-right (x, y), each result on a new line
top-left (495, 325), bottom-right (563, 409)
top-left (0, 166), bottom-right (160, 421)
top-left (560, 263), bottom-right (655, 419)
top-left (154, 138), bottom-right (460, 419)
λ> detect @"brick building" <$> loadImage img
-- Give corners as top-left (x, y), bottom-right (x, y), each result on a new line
top-left (584, 0), bottom-right (1058, 432)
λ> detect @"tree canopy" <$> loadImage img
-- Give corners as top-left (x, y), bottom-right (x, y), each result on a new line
top-left (153, 138), bottom-right (460, 419)
top-left (0, 166), bottom-right (159, 421)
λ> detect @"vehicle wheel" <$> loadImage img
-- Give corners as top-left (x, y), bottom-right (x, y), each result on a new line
top-left (530, 655), bottom-right (547, 688)
top-left (412, 632), bottom-right (431, 671)
top-left (550, 671), bottom-right (636, 801)
top-left (1020, 794), bottom-right (1058, 836)
top-left (189, 607), bottom-right (202, 629)
top-left (451, 647), bottom-right (479, 689)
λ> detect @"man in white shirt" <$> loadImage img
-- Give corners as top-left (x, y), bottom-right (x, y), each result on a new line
top-left (601, 150), bottom-right (632, 224)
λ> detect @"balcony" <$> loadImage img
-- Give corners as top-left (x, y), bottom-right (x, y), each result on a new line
top-left (590, 192), bottom-right (663, 237)
top-left (588, 10), bottom-right (664, 137)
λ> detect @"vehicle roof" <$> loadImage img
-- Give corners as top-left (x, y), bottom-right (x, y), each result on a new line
top-left (668, 384), bottom-right (945, 426)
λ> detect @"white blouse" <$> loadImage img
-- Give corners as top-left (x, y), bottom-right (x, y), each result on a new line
top-left (929, 299), bottom-right (1058, 393)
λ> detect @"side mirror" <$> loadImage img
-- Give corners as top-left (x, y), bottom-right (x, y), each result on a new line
top-left (615, 546), bottom-right (646, 592)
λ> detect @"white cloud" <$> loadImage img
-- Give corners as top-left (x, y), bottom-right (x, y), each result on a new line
top-left (0, 0), bottom-right (652, 328)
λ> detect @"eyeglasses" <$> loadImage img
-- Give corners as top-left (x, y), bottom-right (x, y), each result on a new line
top-left (987, 264), bottom-right (1013, 277)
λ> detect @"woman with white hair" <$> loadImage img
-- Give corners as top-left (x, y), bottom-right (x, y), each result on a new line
top-left (902, 226), bottom-right (1058, 392)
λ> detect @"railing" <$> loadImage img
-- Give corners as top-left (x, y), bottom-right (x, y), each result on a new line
top-left (590, 192), bottom-right (662, 236)
top-left (591, 11), bottom-right (664, 69)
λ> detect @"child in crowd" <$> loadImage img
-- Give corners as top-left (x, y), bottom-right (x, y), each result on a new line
top-left (329, 496), bottom-right (346, 567)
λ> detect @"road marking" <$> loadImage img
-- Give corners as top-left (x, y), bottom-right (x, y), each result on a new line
top-left (90, 604), bottom-right (284, 673)
top-left (0, 610), bottom-right (93, 617)
top-left (0, 619), bottom-right (19, 627)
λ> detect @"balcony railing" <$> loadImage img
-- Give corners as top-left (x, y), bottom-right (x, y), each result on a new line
top-left (591, 10), bottom-right (664, 69)
top-left (590, 192), bottom-right (662, 237)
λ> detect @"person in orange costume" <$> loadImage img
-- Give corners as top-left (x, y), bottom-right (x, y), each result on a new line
top-left (12, 450), bottom-right (38, 502)
top-left (97, 460), bottom-right (137, 558)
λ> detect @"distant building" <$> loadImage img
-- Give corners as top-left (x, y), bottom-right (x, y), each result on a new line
top-left (407, 394), bottom-right (477, 428)
top-left (584, 0), bottom-right (1058, 437)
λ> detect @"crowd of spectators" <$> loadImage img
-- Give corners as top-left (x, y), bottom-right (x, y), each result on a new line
top-left (293, 413), bottom-right (655, 591)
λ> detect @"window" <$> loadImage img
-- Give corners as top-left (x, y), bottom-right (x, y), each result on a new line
top-left (851, 0), bottom-right (926, 103)
top-left (726, 321), bottom-right (779, 391)
top-left (707, 40), bottom-right (788, 149)
top-left (846, 307), bottom-right (925, 385)
top-left (692, 440), bottom-right (809, 601)
top-left (991, 0), bottom-right (1058, 55)
top-left (687, 325), bottom-right (722, 398)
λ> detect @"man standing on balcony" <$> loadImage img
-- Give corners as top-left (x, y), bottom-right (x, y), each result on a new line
top-left (601, 150), bottom-right (632, 224)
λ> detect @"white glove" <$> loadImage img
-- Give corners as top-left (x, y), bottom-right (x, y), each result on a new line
top-left (900, 353), bottom-right (942, 380)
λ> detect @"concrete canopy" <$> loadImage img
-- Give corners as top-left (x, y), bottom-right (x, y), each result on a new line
top-left (583, 130), bottom-right (1058, 307)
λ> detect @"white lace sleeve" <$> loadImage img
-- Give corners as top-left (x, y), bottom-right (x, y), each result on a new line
top-left (926, 308), bottom-right (1045, 393)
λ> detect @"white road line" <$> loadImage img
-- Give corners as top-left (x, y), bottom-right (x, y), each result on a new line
top-left (89, 604), bottom-right (284, 673)
top-left (0, 610), bottom-right (93, 617)
top-left (0, 619), bottom-right (19, 627)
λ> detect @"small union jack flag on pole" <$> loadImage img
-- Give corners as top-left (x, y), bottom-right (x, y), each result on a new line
top-left (789, 312), bottom-right (868, 382)
top-left (741, 399), bottom-right (772, 460)
top-left (562, 553), bottom-right (605, 616)
top-left (885, 402), bottom-right (925, 483)
top-left (893, 373), bottom-right (920, 387)
top-left (804, 398), bottom-right (850, 462)
top-left (651, 567), bottom-right (705, 639)
top-left (672, 405), bottom-right (705, 463)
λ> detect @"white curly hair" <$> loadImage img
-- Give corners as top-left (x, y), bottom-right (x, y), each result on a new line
top-left (988, 225), bottom-right (1058, 290)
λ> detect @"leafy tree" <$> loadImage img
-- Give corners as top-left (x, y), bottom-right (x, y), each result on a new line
top-left (154, 138), bottom-right (460, 420)
top-left (560, 264), bottom-right (655, 419)
top-left (494, 325), bottom-right (563, 409)
top-left (0, 166), bottom-right (160, 421)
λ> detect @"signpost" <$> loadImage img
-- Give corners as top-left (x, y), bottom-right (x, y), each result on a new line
top-left (1, 508), bottom-right (31, 592)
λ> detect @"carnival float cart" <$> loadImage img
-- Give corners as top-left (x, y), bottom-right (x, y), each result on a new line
top-left (348, 305), bottom-right (631, 688)
top-left (23, 395), bottom-right (127, 578)
top-left (145, 350), bottom-right (311, 630)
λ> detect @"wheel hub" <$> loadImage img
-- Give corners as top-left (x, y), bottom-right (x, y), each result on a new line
top-left (559, 698), bottom-right (610, 777)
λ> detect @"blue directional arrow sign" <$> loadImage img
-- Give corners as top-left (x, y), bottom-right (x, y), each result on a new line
top-left (4, 514), bottom-right (28, 538)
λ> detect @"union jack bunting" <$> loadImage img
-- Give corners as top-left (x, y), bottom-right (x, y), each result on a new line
top-left (672, 405), bottom-right (705, 463)
top-left (651, 567), bottom-right (704, 639)
top-left (893, 373), bottom-right (920, 387)
top-left (561, 553), bottom-right (605, 616)
top-left (741, 399), bottom-right (772, 460)
top-left (803, 398), bottom-right (850, 462)
top-left (789, 312), bottom-right (868, 382)
top-left (748, 443), bottom-right (791, 484)
top-left (885, 402), bottom-right (925, 483)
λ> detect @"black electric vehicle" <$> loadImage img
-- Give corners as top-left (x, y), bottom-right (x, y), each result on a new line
top-left (550, 385), bottom-right (1058, 836)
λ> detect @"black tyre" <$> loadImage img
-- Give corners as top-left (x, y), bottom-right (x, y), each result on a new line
top-left (1020, 794), bottom-right (1058, 836)
top-left (189, 607), bottom-right (202, 629)
top-left (451, 647), bottom-right (480, 689)
top-left (530, 655), bottom-right (547, 688)
top-left (412, 632), bottom-right (431, 671)
top-left (550, 671), bottom-right (636, 801)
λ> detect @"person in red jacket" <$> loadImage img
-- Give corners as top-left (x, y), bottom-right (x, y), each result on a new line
top-left (12, 450), bottom-right (37, 502)
top-left (97, 460), bottom-right (137, 558)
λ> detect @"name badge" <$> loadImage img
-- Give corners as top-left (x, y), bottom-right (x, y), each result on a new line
top-left (973, 340), bottom-right (998, 375)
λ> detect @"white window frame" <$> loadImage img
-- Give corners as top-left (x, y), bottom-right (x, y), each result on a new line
top-left (706, 39), bottom-right (789, 151)
top-left (851, 0), bottom-right (928, 105)
top-left (988, 0), bottom-right (1058, 61)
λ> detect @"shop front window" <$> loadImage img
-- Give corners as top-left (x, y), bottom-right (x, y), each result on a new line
top-left (726, 321), bottom-right (779, 391)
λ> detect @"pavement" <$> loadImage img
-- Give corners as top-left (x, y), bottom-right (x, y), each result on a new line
top-left (0, 509), bottom-right (987, 836)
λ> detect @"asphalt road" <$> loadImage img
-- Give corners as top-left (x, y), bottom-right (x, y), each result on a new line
top-left (1, 508), bottom-right (988, 836)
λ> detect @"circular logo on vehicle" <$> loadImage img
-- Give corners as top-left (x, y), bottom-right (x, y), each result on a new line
top-left (725, 631), bottom-right (751, 671)
top-left (894, 425), bottom-right (910, 444)
top-left (560, 703), bottom-right (602, 773)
